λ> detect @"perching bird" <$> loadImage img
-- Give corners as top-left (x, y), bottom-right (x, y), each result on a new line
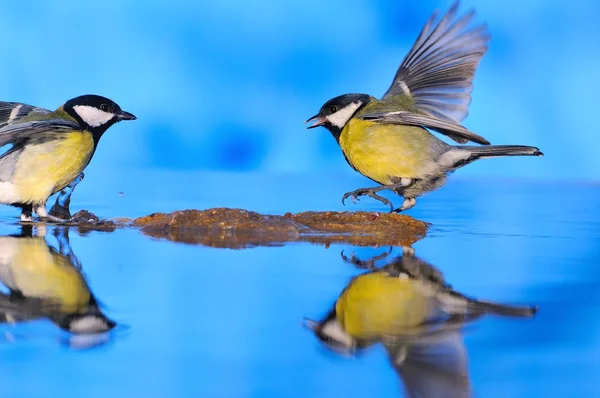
top-left (306, 1), bottom-right (543, 212)
top-left (0, 94), bottom-right (136, 222)
top-left (305, 250), bottom-right (537, 352)
top-left (0, 225), bottom-right (115, 335)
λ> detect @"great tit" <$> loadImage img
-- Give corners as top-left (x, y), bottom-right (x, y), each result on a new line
top-left (305, 250), bottom-right (536, 397)
top-left (0, 225), bottom-right (115, 335)
top-left (305, 250), bottom-right (536, 352)
top-left (0, 94), bottom-right (136, 222)
top-left (306, 2), bottom-right (543, 212)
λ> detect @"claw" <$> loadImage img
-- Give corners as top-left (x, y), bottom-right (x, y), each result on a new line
top-left (341, 195), bottom-right (348, 206)
top-left (340, 250), bottom-right (354, 263)
top-left (341, 190), bottom-right (364, 206)
top-left (340, 247), bottom-right (393, 270)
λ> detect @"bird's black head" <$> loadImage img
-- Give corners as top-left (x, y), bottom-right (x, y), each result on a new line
top-left (63, 94), bottom-right (136, 141)
top-left (306, 93), bottom-right (371, 141)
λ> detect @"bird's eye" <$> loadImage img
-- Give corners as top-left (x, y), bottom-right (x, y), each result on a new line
top-left (100, 104), bottom-right (110, 112)
top-left (329, 106), bottom-right (338, 113)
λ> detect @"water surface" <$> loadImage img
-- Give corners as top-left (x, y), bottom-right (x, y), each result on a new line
top-left (1, 170), bottom-right (598, 398)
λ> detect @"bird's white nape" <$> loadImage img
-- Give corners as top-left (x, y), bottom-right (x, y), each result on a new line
top-left (326, 101), bottom-right (363, 128)
top-left (72, 105), bottom-right (115, 127)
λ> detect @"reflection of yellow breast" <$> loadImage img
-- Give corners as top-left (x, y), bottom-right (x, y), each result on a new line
top-left (336, 272), bottom-right (429, 339)
top-left (9, 238), bottom-right (91, 313)
top-left (339, 119), bottom-right (429, 184)
top-left (13, 131), bottom-right (94, 203)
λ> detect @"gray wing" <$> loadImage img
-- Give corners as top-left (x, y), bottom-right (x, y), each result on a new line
top-left (362, 111), bottom-right (490, 145)
top-left (378, 1), bottom-right (490, 144)
top-left (0, 293), bottom-right (47, 324)
top-left (387, 331), bottom-right (471, 398)
top-left (0, 119), bottom-right (81, 148)
top-left (0, 102), bottom-right (52, 129)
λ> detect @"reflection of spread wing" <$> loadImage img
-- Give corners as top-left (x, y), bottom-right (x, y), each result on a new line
top-left (0, 119), bottom-right (80, 148)
top-left (386, 331), bottom-right (471, 398)
top-left (0, 102), bottom-right (51, 129)
top-left (379, 1), bottom-right (490, 145)
top-left (0, 292), bottom-right (48, 324)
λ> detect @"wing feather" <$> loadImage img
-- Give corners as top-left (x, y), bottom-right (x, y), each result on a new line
top-left (361, 111), bottom-right (490, 145)
top-left (0, 119), bottom-right (80, 148)
top-left (0, 102), bottom-right (51, 130)
top-left (382, 1), bottom-right (490, 125)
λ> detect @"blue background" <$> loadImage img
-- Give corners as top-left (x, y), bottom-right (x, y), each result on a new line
top-left (0, 2), bottom-right (599, 398)
top-left (0, 0), bottom-right (596, 181)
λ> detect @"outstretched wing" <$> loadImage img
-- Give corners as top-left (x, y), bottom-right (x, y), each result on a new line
top-left (0, 102), bottom-right (52, 130)
top-left (0, 119), bottom-right (81, 148)
top-left (389, 331), bottom-right (471, 398)
top-left (379, 1), bottom-right (490, 144)
top-left (362, 111), bottom-right (490, 145)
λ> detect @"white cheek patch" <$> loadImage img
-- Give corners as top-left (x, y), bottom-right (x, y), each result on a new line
top-left (325, 101), bottom-right (363, 128)
top-left (68, 314), bottom-right (112, 334)
top-left (322, 319), bottom-right (354, 348)
top-left (73, 105), bottom-right (115, 127)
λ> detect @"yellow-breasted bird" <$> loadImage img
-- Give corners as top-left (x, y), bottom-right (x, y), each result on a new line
top-left (305, 250), bottom-right (537, 352)
top-left (306, 2), bottom-right (543, 212)
top-left (0, 94), bottom-right (136, 222)
top-left (305, 250), bottom-right (537, 397)
top-left (0, 225), bottom-right (115, 335)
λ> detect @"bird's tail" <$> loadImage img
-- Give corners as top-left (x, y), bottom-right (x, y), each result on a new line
top-left (461, 145), bottom-right (543, 159)
top-left (441, 145), bottom-right (543, 169)
top-left (468, 299), bottom-right (538, 318)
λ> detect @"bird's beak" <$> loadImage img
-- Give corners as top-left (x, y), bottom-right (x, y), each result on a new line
top-left (117, 110), bottom-right (137, 121)
top-left (302, 318), bottom-right (319, 331)
top-left (305, 114), bottom-right (326, 129)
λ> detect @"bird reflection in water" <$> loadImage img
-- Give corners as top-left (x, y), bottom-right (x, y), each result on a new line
top-left (0, 224), bottom-right (116, 349)
top-left (305, 248), bottom-right (538, 397)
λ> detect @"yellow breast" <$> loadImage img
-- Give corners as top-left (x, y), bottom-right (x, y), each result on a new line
top-left (339, 119), bottom-right (430, 185)
top-left (13, 131), bottom-right (94, 204)
top-left (8, 238), bottom-right (91, 313)
top-left (336, 272), bottom-right (429, 339)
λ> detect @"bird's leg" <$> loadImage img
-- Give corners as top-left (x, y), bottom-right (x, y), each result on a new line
top-left (393, 197), bottom-right (417, 213)
top-left (34, 205), bottom-right (68, 223)
top-left (53, 227), bottom-right (82, 269)
top-left (20, 205), bottom-right (33, 222)
top-left (342, 178), bottom-right (414, 212)
top-left (49, 173), bottom-right (84, 220)
top-left (341, 247), bottom-right (393, 270)
top-left (401, 246), bottom-right (415, 257)
top-left (342, 186), bottom-right (393, 210)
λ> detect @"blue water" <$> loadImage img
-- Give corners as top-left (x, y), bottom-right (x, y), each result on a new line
top-left (1, 170), bottom-right (598, 398)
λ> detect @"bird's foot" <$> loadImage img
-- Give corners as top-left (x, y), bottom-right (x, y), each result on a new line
top-left (341, 187), bottom-right (393, 211)
top-left (341, 247), bottom-right (393, 270)
top-left (34, 205), bottom-right (69, 224)
top-left (49, 173), bottom-right (85, 220)
top-left (393, 197), bottom-right (416, 213)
